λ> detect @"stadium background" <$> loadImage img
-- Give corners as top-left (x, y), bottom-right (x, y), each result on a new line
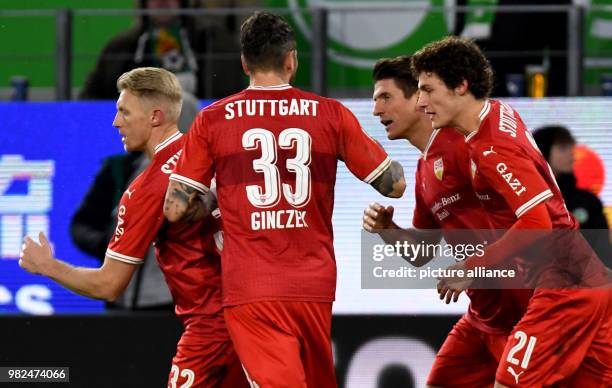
top-left (1, 1), bottom-right (611, 387)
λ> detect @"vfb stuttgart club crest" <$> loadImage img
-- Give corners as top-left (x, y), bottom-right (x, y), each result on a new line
top-left (434, 158), bottom-right (444, 181)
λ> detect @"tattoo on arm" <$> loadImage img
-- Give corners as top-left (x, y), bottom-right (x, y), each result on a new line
top-left (164, 182), bottom-right (204, 222)
top-left (183, 189), bottom-right (216, 222)
top-left (182, 196), bottom-right (207, 222)
top-left (370, 160), bottom-right (405, 198)
top-left (171, 186), bottom-right (192, 204)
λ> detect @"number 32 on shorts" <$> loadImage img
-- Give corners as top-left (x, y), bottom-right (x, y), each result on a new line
top-left (168, 365), bottom-right (195, 388)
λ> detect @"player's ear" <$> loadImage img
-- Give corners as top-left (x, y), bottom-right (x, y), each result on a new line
top-left (455, 79), bottom-right (469, 96)
top-left (241, 55), bottom-right (251, 76)
top-left (292, 50), bottom-right (298, 69)
top-left (151, 108), bottom-right (164, 127)
top-left (285, 50), bottom-right (297, 73)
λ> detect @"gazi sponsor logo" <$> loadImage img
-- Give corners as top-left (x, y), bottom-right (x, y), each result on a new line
top-left (496, 163), bottom-right (527, 196)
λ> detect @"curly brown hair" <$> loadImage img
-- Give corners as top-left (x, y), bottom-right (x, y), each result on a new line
top-left (411, 36), bottom-right (494, 99)
top-left (372, 56), bottom-right (418, 98)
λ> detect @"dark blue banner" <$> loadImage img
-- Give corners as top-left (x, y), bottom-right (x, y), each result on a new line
top-left (0, 101), bottom-right (216, 314)
top-left (0, 102), bottom-right (131, 313)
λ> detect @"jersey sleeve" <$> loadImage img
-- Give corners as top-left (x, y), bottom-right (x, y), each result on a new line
top-left (170, 112), bottom-right (214, 193)
top-left (105, 183), bottom-right (164, 265)
top-left (336, 103), bottom-right (391, 183)
top-left (475, 143), bottom-right (553, 219)
top-left (411, 168), bottom-right (438, 229)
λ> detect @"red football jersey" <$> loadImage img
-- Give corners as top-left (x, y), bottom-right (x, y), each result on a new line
top-left (467, 99), bottom-right (576, 230)
top-left (413, 128), bottom-right (493, 232)
top-left (107, 132), bottom-right (227, 343)
top-left (171, 85), bottom-right (390, 306)
top-left (467, 100), bottom-right (588, 287)
top-left (414, 128), bottom-right (529, 334)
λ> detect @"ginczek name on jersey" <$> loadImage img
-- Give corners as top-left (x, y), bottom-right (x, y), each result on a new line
top-left (251, 209), bottom-right (308, 231)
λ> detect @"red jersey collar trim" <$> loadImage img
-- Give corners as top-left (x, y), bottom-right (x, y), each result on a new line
top-left (422, 128), bottom-right (441, 160)
top-left (465, 100), bottom-right (490, 143)
top-left (247, 84), bottom-right (292, 91)
top-left (465, 129), bottom-right (479, 142)
top-left (154, 131), bottom-right (183, 154)
top-left (479, 99), bottom-right (491, 121)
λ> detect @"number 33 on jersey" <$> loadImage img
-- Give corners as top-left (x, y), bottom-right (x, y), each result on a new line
top-left (170, 85), bottom-right (390, 306)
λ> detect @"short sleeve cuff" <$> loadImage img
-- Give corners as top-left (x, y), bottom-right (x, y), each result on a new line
top-left (169, 173), bottom-right (210, 194)
top-left (515, 189), bottom-right (553, 218)
top-left (364, 157), bottom-right (392, 184)
top-left (106, 249), bottom-right (143, 265)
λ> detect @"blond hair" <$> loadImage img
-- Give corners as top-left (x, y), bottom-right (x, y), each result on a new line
top-left (117, 67), bottom-right (183, 122)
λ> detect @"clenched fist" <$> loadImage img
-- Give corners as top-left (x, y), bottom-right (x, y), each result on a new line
top-left (363, 202), bottom-right (395, 232)
top-left (19, 232), bottom-right (54, 276)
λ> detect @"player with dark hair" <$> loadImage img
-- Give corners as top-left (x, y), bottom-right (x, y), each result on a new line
top-left (412, 36), bottom-right (612, 388)
top-left (365, 55), bottom-right (530, 387)
top-left (20, 67), bottom-right (248, 388)
top-left (163, 11), bottom-right (406, 388)
top-left (532, 125), bottom-right (610, 264)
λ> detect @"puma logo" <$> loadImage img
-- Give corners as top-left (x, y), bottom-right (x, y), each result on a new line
top-left (483, 146), bottom-right (497, 156)
top-left (507, 366), bottom-right (525, 384)
top-left (126, 188), bottom-right (136, 199)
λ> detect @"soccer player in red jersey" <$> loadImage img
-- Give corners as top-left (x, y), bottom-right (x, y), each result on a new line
top-left (163, 11), bottom-right (406, 388)
top-left (19, 68), bottom-right (248, 388)
top-left (412, 36), bottom-right (612, 387)
top-left (363, 55), bottom-right (531, 388)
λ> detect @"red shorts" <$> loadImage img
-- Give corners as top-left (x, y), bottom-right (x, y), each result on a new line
top-left (224, 300), bottom-right (336, 388)
top-left (496, 288), bottom-right (612, 387)
top-left (427, 315), bottom-right (508, 387)
top-left (167, 339), bottom-right (249, 388)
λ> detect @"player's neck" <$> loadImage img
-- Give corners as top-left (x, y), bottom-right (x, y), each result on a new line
top-left (146, 124), bottom-right (180, 159)
top-left (249, 72), bottom-right (291, 88)
top-left (405, 118), bottom-right (434, 153)
top-left (454, 99), bottom-right (486, 136)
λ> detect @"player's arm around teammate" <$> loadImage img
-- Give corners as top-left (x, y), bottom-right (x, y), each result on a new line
top-left (164, 140), bottom-right (406, 225)
top-left (164, 181), bottom-right (214, 223)
top-left (162, 11), bottom-right (409, 388)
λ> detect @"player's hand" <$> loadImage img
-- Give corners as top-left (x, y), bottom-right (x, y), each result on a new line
top-left (197, 192), bottom-right (217, 219)
top-left (436, 261), bottom-right (472, 304)
top-left (19, 232), bottom-right (54, 276)
top-left (363, 202), bottom-right (394, 232)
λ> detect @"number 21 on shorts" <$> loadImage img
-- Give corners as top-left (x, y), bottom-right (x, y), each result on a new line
top-left (507, 331), bottom-right (537, 369)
